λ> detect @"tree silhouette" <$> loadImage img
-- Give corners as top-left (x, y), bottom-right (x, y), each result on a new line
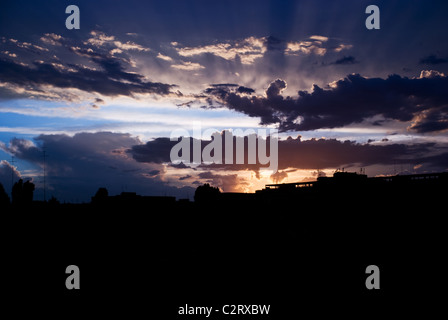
top-left (12, 179), bottom-right (35, 205)
top-left (11, 179), bottom-right (23, 205)
top-left (0, 183), bottom-right (10, 206)
top-left (194, 183), bottom-right (221, 203)
top-left (23, 180), bottom-right (35, 203)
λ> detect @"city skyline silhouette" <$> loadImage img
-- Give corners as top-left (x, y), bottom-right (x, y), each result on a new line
top-left (1, 1), bottom-right (447, 317)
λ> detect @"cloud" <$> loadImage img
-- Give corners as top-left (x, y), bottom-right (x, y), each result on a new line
top-left (275, 136), bottom-right (434, 170)
top-left (1, 51), bottom-right (17, 58)
top-left (285, 39), bottom-right (327, 56)
top-left (309, 35), bottom-right (329, 42)
top-left (174, 36), bottom-right (266, 64)
top-left (1, 132), bottom-right (194, 201)
top-left (129, 131), bottom-right (446, 173)
top-left (1, 37), bottom-right (48, 53)
top-left (330, 56), bottom-right (358, 65)
top-left (131, 137), bottom-right (174, 164)
top-left (131, 137), bottom-right (252, 191)
top-left (0, 160), bottom-right (22, 190)
top-left (0, 51), bottom-right (176, 99)
top-left (203, 73), bottom-right (448, 133)
top-left (236, 86), bottom-right (255, 94)
top-left (408, 108), bottom-right (448, 133)
top-left (203, 80), bottom-right (288, 125)
top-left (147, 169), bottom-right (160, 177)
top-left (333, 44), bottom-right (353, 53)
top-left (40, 33), bottom-right (63, 46)
top-left (84, 31), bottom-right (150, 53)
top-left (419, 54), bottom-right (448, 65)
top-left (3, 131), bottom-right (438, 199)
top-left (0, 31), bottom-right (177, 101)
top-left (171, 61), bottom-right (205, 70)
top-left (419, 70), bottom-right (446, 78)
top-left (270, 170), bottom-right (287, 183)
top-left (197, 172), bottom-right (247, 192)
top-left (285, 36), bottom-right (351, 56)
top-left (156, 53), bottom-right (173, 61)
top-left (129, 133), bottom-right (277, 178)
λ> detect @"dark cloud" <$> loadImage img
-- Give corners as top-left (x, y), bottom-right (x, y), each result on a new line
top-left (1, 132), bottom-right (194, 202)
top-left (0, 32), bottom-right (176, 100)
top-left (421, 152), bottom-right (448, 170)
top-left (236, 86), bottom-right (255, 94)
top-left (203, 80), bottom-right (287, 125)
top-left (147, 170), bottom-right (160, 177)
top-left (204, 73), bottom-right (448, 133)
top-left (129, 131), bottom-right (445, 173)
top-left (409, 109), bottom-right (448, 133)
top-left (0, 55), bottom-right (175, 98)
top-left (419, 55), bottom-right (448, 65)
top-left (131, 137), bottom-right (175, 164)
top-left (276, 136), bottom-right (433, 170)
top-left (170, 162), bottom-right (194, 169)
top-left (130, 133), bottom-right (274, 173)
top-left (210, 83), bottom-right (239, 87)
top-left (1, 37), bottom-right (48, 54)
top-left (204, 84), bottom-right (243, 97)
top-left (301, 170), bottom-right (327, 182)
top-left (265, 36), bottom-right (286, 51)
top-left (270, 170), bottom-right (287, 183)
top-left (330, 56), bottom-right (358, 65)
top-left (266, 79), bottom-right (287, 98)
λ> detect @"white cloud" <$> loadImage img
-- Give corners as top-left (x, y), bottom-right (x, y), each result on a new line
top-left (285, 40), bottom-right (327, 56)
top-left (285, 36), bottom-right (352, 56)
top-left (333, 43), bottom-right (353, 52)
top-left (419, 70), bottom-right (446, 78)
top-left (156, 53), bottom-right (173, 61)
top-left (309, 35), bottom-right (329, 42)
top-left (84, 31), bottom-right (150, 53)
top-left (171, 61), bottom-right (205, 70)
top-left (175, 36), bottom-right (266, 64)
top-left (3, 37), bottom-right (48, 52)
top-left (1, 51), bottom-right (17, 58)
top-left (40, 33), bottom-right (63, 46)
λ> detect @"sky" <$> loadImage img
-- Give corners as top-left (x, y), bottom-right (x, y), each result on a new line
top-left (0, 0), bottom-right (448, 202)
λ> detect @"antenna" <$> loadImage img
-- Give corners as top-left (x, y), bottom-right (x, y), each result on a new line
top-left (10, 156), bottom-right (16, 194)
top-left (42, 147), bottom-right (47, 202)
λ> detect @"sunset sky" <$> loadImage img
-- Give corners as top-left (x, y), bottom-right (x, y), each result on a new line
top-left (1, 0), bottom-right (448, 201)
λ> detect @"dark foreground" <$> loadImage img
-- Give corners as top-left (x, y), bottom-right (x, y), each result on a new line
top-left (1, 186), bottom-right (446, 318)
